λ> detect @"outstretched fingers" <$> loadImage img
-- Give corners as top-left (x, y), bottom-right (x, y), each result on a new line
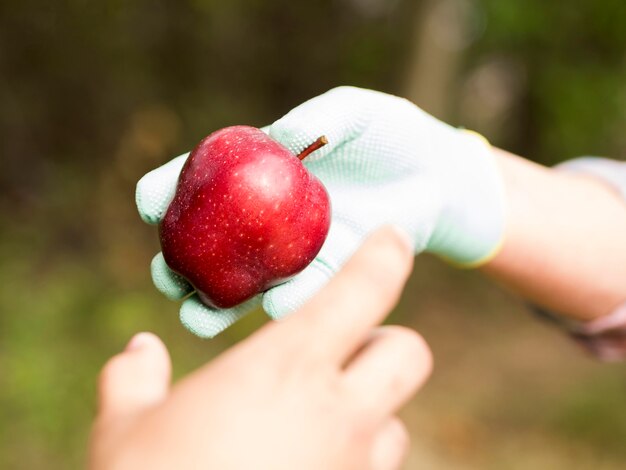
top-left (277, 226), bottom-right (415, 362)
top-left (342, 326), bottom-right (432, 418)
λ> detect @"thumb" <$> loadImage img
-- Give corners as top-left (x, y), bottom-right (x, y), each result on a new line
top-left (97, 332), bottom-right (172, 419)
top-left (269, 86), bottom-right (372, 160)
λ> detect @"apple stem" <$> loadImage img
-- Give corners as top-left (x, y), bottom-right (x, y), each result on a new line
top-left (297, 136), bottom-right (328, 161)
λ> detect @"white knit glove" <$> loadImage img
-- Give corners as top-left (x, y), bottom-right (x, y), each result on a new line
top-left (136, 86), bottom-right (506, 338)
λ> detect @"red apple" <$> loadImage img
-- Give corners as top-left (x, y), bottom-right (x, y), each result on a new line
top-left (159, 125), bottom-right (331, 309)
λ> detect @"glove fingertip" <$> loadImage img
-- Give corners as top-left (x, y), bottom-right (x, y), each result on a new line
top-left (136, 153), bottom-right (189, 224)
top-left (180, 298), bottom-right (233, 338)
top-left (151, 253), bottom-right (193, 301)
top-left (180, 295), bottom-right (262, 338)
top-left (136, 176), bottom-right (162, 225)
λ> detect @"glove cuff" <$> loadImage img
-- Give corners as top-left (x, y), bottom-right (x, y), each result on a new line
top-left (426, 130), bottom-right (507, 267)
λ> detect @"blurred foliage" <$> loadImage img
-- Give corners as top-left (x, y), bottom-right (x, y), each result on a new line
top-left (0, 0), bottom-right (625, 469)
top-left (474, 0), bottom-right (626, 163)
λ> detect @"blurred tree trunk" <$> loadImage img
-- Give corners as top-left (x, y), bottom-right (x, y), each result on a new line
top-left (403, 0), bottom-right (469, 119)
top-left (405, 0), bottom-right (497, 124)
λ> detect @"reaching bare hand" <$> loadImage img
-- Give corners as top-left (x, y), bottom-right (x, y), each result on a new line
top-left (89, 227), bottom-right (431, 470)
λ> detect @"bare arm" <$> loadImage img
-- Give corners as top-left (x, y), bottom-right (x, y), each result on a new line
top-left (482, 149), bottom-right (626, 322)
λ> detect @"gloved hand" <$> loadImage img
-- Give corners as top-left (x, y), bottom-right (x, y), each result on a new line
top-left (136, 86), bottom-right (506, 338)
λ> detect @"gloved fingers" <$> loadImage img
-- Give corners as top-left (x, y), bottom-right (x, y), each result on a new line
top-left (136, 153), bottom-right (189, 224)
top-left (269, 86), bottom-right (374, 161)
top-left (179, 294), bottom-right (261, 338)
top-left (151, 253), bottom-right (194, 301)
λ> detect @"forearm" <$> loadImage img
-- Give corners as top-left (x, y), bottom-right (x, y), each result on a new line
top-left (482, 148), bottom-right (626, 322)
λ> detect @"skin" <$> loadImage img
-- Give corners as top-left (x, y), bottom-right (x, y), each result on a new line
top-left (484, 148), bottom-right (626, 322)
top-left (90, 227), bottom-right (432, 470)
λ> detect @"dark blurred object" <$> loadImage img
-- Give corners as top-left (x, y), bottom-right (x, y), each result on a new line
top-left (534, 303), bottom-right (626, 362)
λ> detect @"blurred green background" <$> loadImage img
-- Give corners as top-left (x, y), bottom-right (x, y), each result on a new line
top-left (1, 0), bottom-right (625, 468)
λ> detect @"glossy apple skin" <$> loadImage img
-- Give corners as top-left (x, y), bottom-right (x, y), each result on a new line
top-left (159, 126), bottom-right (331, 309)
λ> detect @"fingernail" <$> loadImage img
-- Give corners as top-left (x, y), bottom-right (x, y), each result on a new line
top-left (387, 225), bottom-right (414, 253)
top-left (125, 332), bottom-right (153, 352)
